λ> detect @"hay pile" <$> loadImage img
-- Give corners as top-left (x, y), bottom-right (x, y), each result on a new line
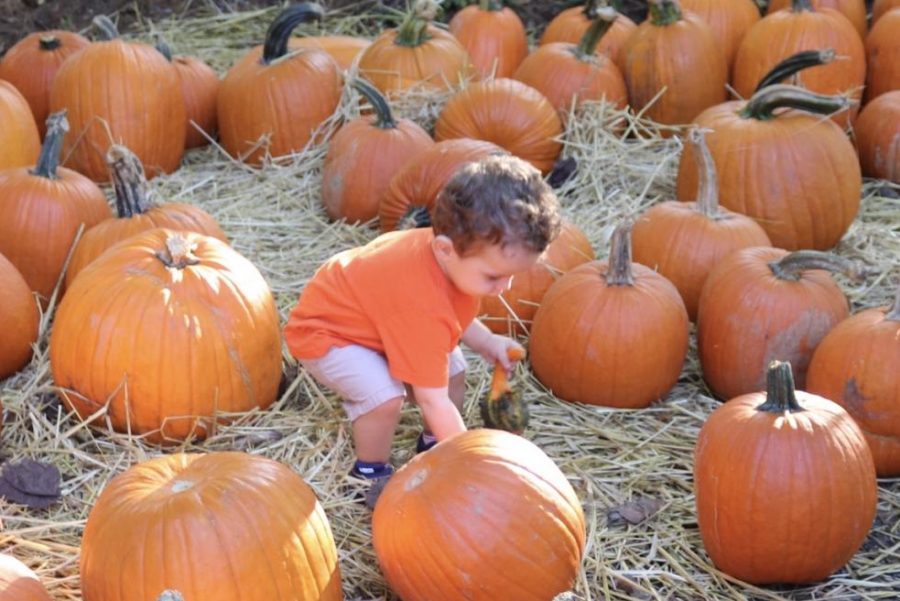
top-left (1, 4), bottom-right (899, 601)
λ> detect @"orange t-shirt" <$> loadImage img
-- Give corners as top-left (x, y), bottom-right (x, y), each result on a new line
top-left (284, 228), bottom-right (481, 388)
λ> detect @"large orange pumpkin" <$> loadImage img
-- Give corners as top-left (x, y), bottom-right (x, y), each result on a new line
top-left (0, 81), bottom-right (40, 170)
top-left (49, 16), bottom-right (185, 182)
top-left (676, 85), bottom-right (861, 250)
top-left (767, 0), bottom-right (867, 40)
top-left (434, 78), bottom-right (563, 174)
top-left (696, 246), bottom-right (860, 399)
top-left (373, 429), bottom-right (585, 601)
top-left (0, 254), bottom-right (38, 381)
top-left (0, 111), bottom-right (111, 305)
top-left (807, 283), bottom-right (900, 475)
top-left (81, 452), bottom-right (342, 600)
top-left (854, 90), bottom-right (899, 182)
top-left (0, 554), bottom-right (52, 601)
top-left (632, 128), bottom-right (771, 320)
top-left (321, 78), bottom-right (434, 224)
top-left (539, 0), bottom-right (637, 70)
top-left (218, 4), bottom-right (342, 166)
top-left (694, 361), bottom-right (876, 584)
top-left (678, 0), bottom-right (761, 75)
top-left (620, 0), bottom-right (727, 135)
top-left (156, 42), bottom-right (219, 149)
top-left (0, 30), bottom-right (90, 138)
top-left (448, 0), bottom-right (528, 78)
top-left (865, 8), bottom-right (900, 102)
top-left (65, 145), bottom-right (226, 288)
top-left (530, 221), bottom-right (689, 408)
top-left (50, 229), bottom-right (282, 443)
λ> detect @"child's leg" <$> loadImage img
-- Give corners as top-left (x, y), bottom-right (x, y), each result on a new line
top-left (352, 396), bottom-right (404, 464)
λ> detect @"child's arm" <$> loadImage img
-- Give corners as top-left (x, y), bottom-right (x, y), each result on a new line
top-left (411, 385), bottom-right (466, 441)
top-left (461, 320), bottom-right (525, 370)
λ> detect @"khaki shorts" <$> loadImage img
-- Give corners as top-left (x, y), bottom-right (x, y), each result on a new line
top-left (300, 344), bottom-right (468, 421)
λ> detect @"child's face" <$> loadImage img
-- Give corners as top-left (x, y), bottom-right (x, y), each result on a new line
top-left (433, 236), bottom-right (541, 297)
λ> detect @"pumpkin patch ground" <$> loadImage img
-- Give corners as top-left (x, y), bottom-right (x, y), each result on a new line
top-left (0, 2), bottom-right (898, 600)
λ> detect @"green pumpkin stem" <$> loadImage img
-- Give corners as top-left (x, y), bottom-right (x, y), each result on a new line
top-left (396, 0), bottom-right (439, 47)
top-left (39, 36), bottom-right (61, 51)
top-left (757, 361), bottom-right (804, 413)
top-left (353, 78), bottom-right (397, 129)
top-left (155, 41), bottom-right (173, 62)
top-left (107, 145), bottom-right (153, 218)
top-left (92, 15), bottom-right (119, 40)
top-left (575, 7), bottom-right (618, 59)
top-left (157, 234), bottom-right (201, 270)
top-left (791, 0), bottom-right (814, 11)
top-left (262, 3), bottom-right (325, 64)
top-left (32, 111), bottom-right (68, 180)
top-left (768, 250), bottom-right (867, 283)
top-left (479, 0), bottom-right (502, 10)
top-left (886, 284), bottom-right (900, 321)
top-left (606, 220), bottom-right (635, 286)
top-left (157, 592), bottom-right (185, 601)
top-left (754, 49), bottom-right (835, 93)
top-left (687, 128), bottom-right (722, 219)
top-left (648, 0), bottom-right (682, 26)
top-left (740, 84), bottom-right (851, 121)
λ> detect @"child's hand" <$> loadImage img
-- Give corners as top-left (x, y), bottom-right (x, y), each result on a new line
top-left (482, 334), bottom-right (525, 371)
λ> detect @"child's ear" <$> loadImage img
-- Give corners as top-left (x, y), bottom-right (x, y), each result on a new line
top-left (432, 234), bottom-right (458, 259)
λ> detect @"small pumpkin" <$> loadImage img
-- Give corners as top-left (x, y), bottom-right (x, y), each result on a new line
top-left (530, 221), bottom-right (689, 408)
top-left (156, 42), bottom-right (219, 149)
top-left (0, 81), bottom-right (40, 170)
top-left (694, 361), bottom-right (877, 584)
top-left (539, 0), bottom-right (637, 70)
top-left (696, 246), bottom-right (862, 399)
top-left (321, 78), bottom-right (434, 224)
top-left (65, 145), bottom-right (226, 288)
top-left (0, 30), bottom-right (91, 138)
top-left (807, 282), bottom-right (900, 475)
top-left (767, 0), bottom-right (867, 40)
top-left (854, 90), bottom-right (899, 182)
top-left (678, 0), bottom-right (761, 75)
top-left (80, 452), bottom-right (342, 600)
top-left (480, 346), bottom-right (528, 433)
top-left (0, 553), bottom-right (52, 601)
top-left (865, 7), bottom-right (900, 102)
top-left (373, 429), bottom-right (586, 601)
top-left (0, 254), bottom-right (38, 381)
top-left (448, 0), bottom-right (528, 78)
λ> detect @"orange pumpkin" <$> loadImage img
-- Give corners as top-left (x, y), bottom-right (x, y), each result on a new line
top-left (435, 78), bottom-right (563, 174)
top-left (0, 554), bottom-right (52, 601)
top-left (0, 81), bottom-right (40, 170)
top-left (480, 220), bottom-right (594, 335)
top-left (0, 112), bottom-right (111, 305)
top-left (678, 0), bottom-right (760, 75)
top-left (865, 8), bottom-right (900, 102)
top-left (51, 229), bottom-right (281, 442)
top-left (81, 452), bottom-right (342, 600)
top-left (290, 35), bottom-right (371, 71)
top-left (65, 145), bottom-right (225, 288)
top-left (49, 16), bottom-right (185, 181)
top-left (358, 0), bottom-right (474, 95)
top-left (620, 0), bottom-right (727, 135)
top-left (633, 128), bottom-right (771, 321)
top-left (512, 7), bottom-right (628, 122)
top-left (218, 4), bottom-right (342, 166)
top-left (448, 0), bottom-right (528, 78)
top-left (767, 0), bottom-right (867, 39)
top-left (373, 429), bottom-right (585, 601)
top-left (694, 361), bottom-right (876, 584)
top-left (676, 85), bottom-right (861, 250)
top-left (872, 0), bottom-right (900, 23)
top-left (156, 42), bottom-right (219, 149)
top-left (732, 0), bottom-right (865, 128)
top-left (696, 246), bottom-right (860, 399)
top-left (321, 78), bottom-right (433, 224)
top-left (530, 221), bottom-right (689, 408)
top-left (379, 138), bottom-right (505, 232)
top-left (807, 283), bottom-right (900, 475)
top-left (0, 30), bottom-right (90, 138)
top-left (0, 254), bottom-right (38, 380)
top-left (539, 0), bottom-right (637, 70)
top-left (854, 90), bottom-right (899, 182)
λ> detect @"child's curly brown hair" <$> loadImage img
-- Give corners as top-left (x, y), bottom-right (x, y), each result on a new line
top-left (431, 154), bottom-right (562, 256)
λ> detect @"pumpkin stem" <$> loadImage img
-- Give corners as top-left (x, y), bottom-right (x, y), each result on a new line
top-left (790, 0), bottom-right (814, 11)
top-left (606, 220), bottom-right (635, 286)
top-left (768, 250), bottom-right (867, 283)
top-left (92, 15), bottom-right (120, 40)
top-left (155, 41), bottom-right (173, 62)
top-left (39, 35), bottom-right (61, 51)
top-left (687, 128), bottom-right (721, 219)
top-left (757, 361), bottom-right (804, 413)
top-left (886, 283), bottom-right (900, 321)
top-left (575, 6), bottom-right (618, 59)
top-left (353, 78), bottom-right (397, 129)
top-left (754, 49), bottom-right (835, 93)
top-left (262, 3), bottom-right (326, 64)
top-left (156, 233), bottom-right (201, 269)
top-left (739, 84), bottom-right (851, 121)
top-left (107, 145), bottom-right (153, 218)
top-left (396, 205), bottom-right (432, 230)
top-left (157, 591), bottom-right (185, 601)
top-left (479, 0), bottom-right (503, 10)
top-left (396, 0), bottom-right (439, 47)
top-left (648, 0), bottom-right (682, 26)
top-left (31, 111), bottom-right (69, 180)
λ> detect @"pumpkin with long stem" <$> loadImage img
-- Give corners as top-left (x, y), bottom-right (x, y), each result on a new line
top-left (512, 6), bottom-right (628, 122)
top-left (0, 553), bottom-right (52, 601)
top-left (0, 111), bottom-right (110, 305)
top-left (752, 47), bottom-right (835, 92)
top-left (732, 0), bottom-right (865, 128)
top-left (480, 346), bottom-right (528, 433)
top-left (156, 42), bottom-right (219, 149)
top-left (853, 90), bottom-right (899, 182)
top-left (65, 145), bottom-right (226, 288)
top-left (530, 221), bottom-right (689, 408)
top-left (321, 78), bottom-right (434, 224)
top-left (807, 282), bottom-right (900, 475)
top-left (619, 0), bottom-right (727, 136)
top-left (448, 0), bottom-right (528, 78)
top-left (865, 7), bottom-right (900, 102)
top-left (677, 0), bottom-right (760, 76)
top-left (539, 0), bottom-right (637, 70)
top-left (0, 254), bottom-right (38, 381)
top-left (632, 128), bottom-right (771, 321)
top-left (697, 246), bottom-right (864, 399)
top-left (676, 85), bottom-right (861, 250)
top-left (0, 81), bottom-right (40, 170)
top-left (694, 361), bottom-right (876, 584)
top-left (218, 3), bottom-right (342, 166)
top-left (0, 30), bottom-right (90, 138)
top-left (767, 0), bottom-right (867, 40)
top-left (80, 452), bottom-right (342, 600)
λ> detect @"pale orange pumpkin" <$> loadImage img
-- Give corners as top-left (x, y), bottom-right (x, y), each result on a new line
top-left (156, 42), bottom-right (219, 149)
top-left (872, 0), bottom-right (900, 23)
top-left (539, 0), bottom-right (637, 71)
top-left (448, 0), bottom-right (528, 78)
top-left (0, 254), bottom-right (38, 381)
top-left (290, 35), bottom-right (371, 71)
top-left (678, 0), bottom-right (761, 75)
top-left (0, 554), bottom-right (52, 601)
top-left (854, 90), bottom-right (899, 182)
top-left (767, 0), bottom-right (867, 40)
top-left (865, 8), bottom-right (900, 102)
top-left (0, 81), bottom-right (40, 170)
